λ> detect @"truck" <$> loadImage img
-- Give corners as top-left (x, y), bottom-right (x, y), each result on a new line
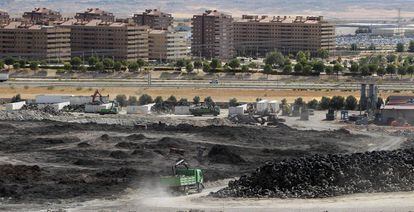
top-left (0, 73), bottom-right (9, 82)
top-left (160, 159), bottom-right (204, 194)
top-left (190, 106), bottom-right (220, 116)
top-left (99, 101), bottom-right (120, 115)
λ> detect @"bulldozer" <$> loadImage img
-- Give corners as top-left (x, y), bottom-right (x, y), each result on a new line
top-left (159, 159), bottom-right (204, 194)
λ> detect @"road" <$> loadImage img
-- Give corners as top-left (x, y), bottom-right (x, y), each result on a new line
top-left (2, 78), bottom-right (414, 91)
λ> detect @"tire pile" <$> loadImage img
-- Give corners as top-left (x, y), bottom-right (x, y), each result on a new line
top-left (21, 104), bottom-right (63, 116)
top-left (211, 149), bottom-right (414, 198)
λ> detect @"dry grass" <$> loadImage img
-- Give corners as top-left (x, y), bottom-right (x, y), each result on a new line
top-left (0, 86), bottom-right (412, 103)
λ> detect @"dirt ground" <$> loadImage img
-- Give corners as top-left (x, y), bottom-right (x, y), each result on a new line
top-left (1, 86), bottom-right (411, 102)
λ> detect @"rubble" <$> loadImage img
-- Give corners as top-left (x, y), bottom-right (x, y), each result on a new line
top-left (211, 149), bottom-right (414, 198)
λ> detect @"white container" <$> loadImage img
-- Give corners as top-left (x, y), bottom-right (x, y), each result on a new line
top-left (5, 101), bottom-right (26, 111)
top-left (0, 73), bottom-right (9, 81)
top-left (268, 100), bottom-right (279, 113)
top-left (256, 100), bottom-right (269, 113)
top-left (85, 103), bottom-right (112, 113)
top-left (174, 106), bottom-right (191, 115)
top-left (127, 104), bottom-right (155, 114)
top-left (36, 95), bottom-right (109, 105)
top-left (229, 104), bottom-right (247, 116)
top-left (53, 102), bottom-right (70, 110)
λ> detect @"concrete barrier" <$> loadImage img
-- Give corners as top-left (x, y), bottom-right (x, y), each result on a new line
top-left (174, 106), bottom-right (191, 115)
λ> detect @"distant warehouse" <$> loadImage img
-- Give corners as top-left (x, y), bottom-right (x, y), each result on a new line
top-left (233, 15), bottom-right (335, 57)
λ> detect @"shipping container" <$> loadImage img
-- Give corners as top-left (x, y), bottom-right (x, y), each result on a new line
top-left (127, 104), bottom-right (155, 114)
top-left (0, 73), bottom-right (9, 82)
top-left (5, 101), bottom-right (26, 111)
top-left (174, 106), bottom-right (191, 115)
top-left (85, 103), bottom-right (112, 113)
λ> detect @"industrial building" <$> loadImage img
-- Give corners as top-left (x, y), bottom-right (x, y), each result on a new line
top-left (75, 8), bottom-right (115, 22)
top-left (61, 19), bottom-right (149, 61)
top-left (22, 7), bottom-right (62, 25)
top-left (381, 96), bottom-right (414, 125)
top-left (0, 22), bottom-right (71, 62)
top-left (148, 29), bottom-right (190, 61)
top-left (133, 9), bottom-right (173, 30)
top-left (233, 15), bottom-right (335, 56)
top-left (191, 10), bottom-right (235, 60)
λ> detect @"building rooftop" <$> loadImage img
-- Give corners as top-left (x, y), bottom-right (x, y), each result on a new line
top-left (61, 19), bottom-right (144, 28)
top-left (195, 10), bottom-right (231, 17)
top-left (81, 8), bottom-right (112, 15)
top-left (0, 21), bottom-right (57, 30)
top-left (141, 9), bottom-right (171, 17)
top-left (236, 15), bottom-right (326, 24)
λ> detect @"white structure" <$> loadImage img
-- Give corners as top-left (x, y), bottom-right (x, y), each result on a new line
top-left (229, 104), bottom-right (248, 116)
top-left (38, 102), bottom-right (70, 111)
top-left (256, 100), bottom-right (279, 113)
top-left (5, 101), bottom-right (26, 111)
top-left (127, 104), bottom-right (155, 114)
top-left (268, 100), bottom-right (280, 113)
top-left (85, 103), bottom-right (112, 113)
top-left (174, 106), bottom-right (191, 115)
top-left (35, 95), bottom-right (108, 105)
top-left (256, 100), bottom-right (269, 113)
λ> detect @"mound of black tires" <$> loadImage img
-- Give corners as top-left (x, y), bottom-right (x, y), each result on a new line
top-left (211, 149), bottom-right (414, 198)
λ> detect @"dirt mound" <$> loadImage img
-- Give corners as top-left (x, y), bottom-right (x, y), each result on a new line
top-left (211, 149), bottom-right (414, 198)
top-left (77, 142), bottom-right (91, 148)
top-left (96, 168), bottom-right (138, 178)
top-left (208, 145), bottom-right (246, 164)
top-left (0, 164), bottom-right (42, 198)
top-left (109, 150), bottom-right (130, 159)
top-left (100, 134), bottom-right (110, 141)
top-left (150, 137), bottom-right (185, 148)
top-left (126, 134), bottom-right (147, 140)
top-left (32, 137), bottom-right (80, 145)
top-left (73, 159), bottom-right (99, 166)
top-left (115, 142), bottom-right (141, 149)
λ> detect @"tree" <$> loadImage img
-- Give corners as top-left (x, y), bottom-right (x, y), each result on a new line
top-left (396, 43), bottom-right (405, 52)
top-left (263, 64), bottom-right (273, 75)
top-left (128, 96), bottom-right (138, 106)
top-left (349, 62), bottom-right (359, 73)
top-left (360, 64), bottom-right (370, 76)
top-left (11, 94), bottom-right (22, 103)
top-left (377, 66), bottom-right (386, 77)
top-left (193, 96), bottom-right (201, 105)
top-left (319, 96), bottom-right (331, 110)
top-left (294, 97), bottom-right (305, 106)
top-left (325, 66), bottom-right (333, 75)
top-left (166, 95), bottom-right (178, 106)
top-left (368, 64), bottom-right (378, 75)
top-left (94, 62), bottom-right (104, 71)
top-left (386, 64), bottom-right (397, 75)
top-left (368, 43), bottom-right (376, 50)
top-left (228, 58), bottom-right (241, 69)
top-left (313, 61), bottom-right (325, 73)
top-left (317, 49), bottom-right (329, 59)
top-left (350, 43), bottom-right (358, 51)
top-left (4, 57), bottom-right (15, 65)
top-left (30, 61), bottom-right (39, 70)
top-left (114, 61), bottom-right (123, 71)
top-left (330, 96), bottom-right (345, 110)
top-left (229, 98), bottom-right (239, 107)
top-left (407, 65), bottom-right (414, 77)
top-left (283, 64), bottom-right (292, 74)
top-left (88, 56), bottom-right (99, 66)
top-left (138, 94), bottom-right (153, 105)
top-left (185, 62), bottom-right (194, 72)
top-left (0, 60), bottom-right (4, 69)
top-left (70, 57), bottom-right (82, 69)
top-left (63, 63), bottom-right (72, 71)
top-left (137, 59), bottom-right (146, 69)
top-left (103, 58), bottom-right (114, 69)
top-left (303, 65), bottom-right (312, 75)
top-left (398, 66), bottom-right (407, 78)
top-left (128, 62), bottom-right (139, 72)
top-left (307, 99), bottom-right (319, 109)
top-left (386, 54), bottom-right (397, 63)
top-left (202, 63), bottom-right (211, 72)
top-left (193, 60), bottom-right (202, 69)
top-left (294, 63), bottom-right (303, 73)
top-left (18, 60), bottom-right (27, 68)
top-left (13, 63), bottom-right (20, 70)
top-left (177, 98), bottom-right (190, 106)
top-left (154, 96), bottom-right (164, 104)
top-left (210, 59), bottom-right (221, 70)
top-left (115, 94), bottom-right (128, 107)
top-left (333, 63), bottom-right (343, 75)
top-left (175, 59), bottom-right (186, 68)
top-left (241, 65), bottom-right (249, 72)
top-left (345, 95), bottom-right (358, 110)
top-left (265, 51), bottom-right (285, 67)
top-left (204, 96), bottom-right (215, 107)
top-left (296, 51), bottom-right (308, 64)
top-left (409, 40), bottom-right (414, 52)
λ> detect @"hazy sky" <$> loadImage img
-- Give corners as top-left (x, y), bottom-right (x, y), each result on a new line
top-left (1, 0), bottom-right (414, 20)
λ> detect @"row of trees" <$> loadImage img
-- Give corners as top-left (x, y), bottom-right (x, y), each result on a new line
top-left (289, 95), bottom-right (377, 111)
top-left (114, 94), bottom-right (214, 108)
top-left (0, 57), bottom-right (41, 70)
top-left (350, 41), bottom-right (414, 53)
top-left (65, 57), bottom-right (147, 72)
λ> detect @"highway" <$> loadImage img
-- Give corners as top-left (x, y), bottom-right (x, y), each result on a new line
top-left (2, 78), bottom-right (414, 91)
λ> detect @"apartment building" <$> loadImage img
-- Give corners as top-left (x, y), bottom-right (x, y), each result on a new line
top-left (22, 7), bottom-right (62, 24)
top-left (233, 15), bottom-right (335, 56)
top-left (75, 8), bottom-right (115, 22)
top-left (192, 10), bottom-right (235, 60)
top-left (61, 19), bottom-right (149, 61)
top-left (0, 10), bottom-right (9, 25)
top-left (148, 30), bottom-right (190, 61)
top-left (133, 9), bottom-right (173, 30)
top-left (0, 22), bottom-right (71, 61)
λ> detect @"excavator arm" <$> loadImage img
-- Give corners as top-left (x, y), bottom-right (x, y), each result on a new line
top-left (172, 159), bottom-right (189, 175)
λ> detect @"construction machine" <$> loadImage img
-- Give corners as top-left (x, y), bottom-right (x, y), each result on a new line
top-left (91, 89), bottom-right (108, 104)
top-left (159, 159), bottom-right (204, 194)
top-left (99, 101), bottom-right (120, 115)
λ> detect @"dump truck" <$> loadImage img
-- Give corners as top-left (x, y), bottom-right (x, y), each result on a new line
top-left (160, 159), bottom-right (204, 194)
top-left (190, 106), bottom-right (220, 116)
top-left (99, 101), bottom-right (120, 115)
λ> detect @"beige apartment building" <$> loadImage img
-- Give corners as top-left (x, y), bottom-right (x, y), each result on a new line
top-left (192, 10), bottom-right (235, 60)
top-left (233, 15), bottom-right (335, 56)
top-left (75, 8), bottom-right (115, 22)
top-left (0, 10), bottom-right (9, 25)
top-left (61, 19), bottom-right (149, 61)
top-left (133, 9), bottom-right (173, 30)
top-left (149, 30), bottom-right (190, 61)
top-left (0, 22), bottom-right (71, 61)
top-left (22, 8), bottom-right (62, 25)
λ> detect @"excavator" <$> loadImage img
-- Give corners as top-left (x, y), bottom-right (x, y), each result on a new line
top-left (91, 89), bottom-right (108, 105)
top-left (90, 90), bottom-right (119, 115)
top-left (159, 159), bottom-right (204, 194)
